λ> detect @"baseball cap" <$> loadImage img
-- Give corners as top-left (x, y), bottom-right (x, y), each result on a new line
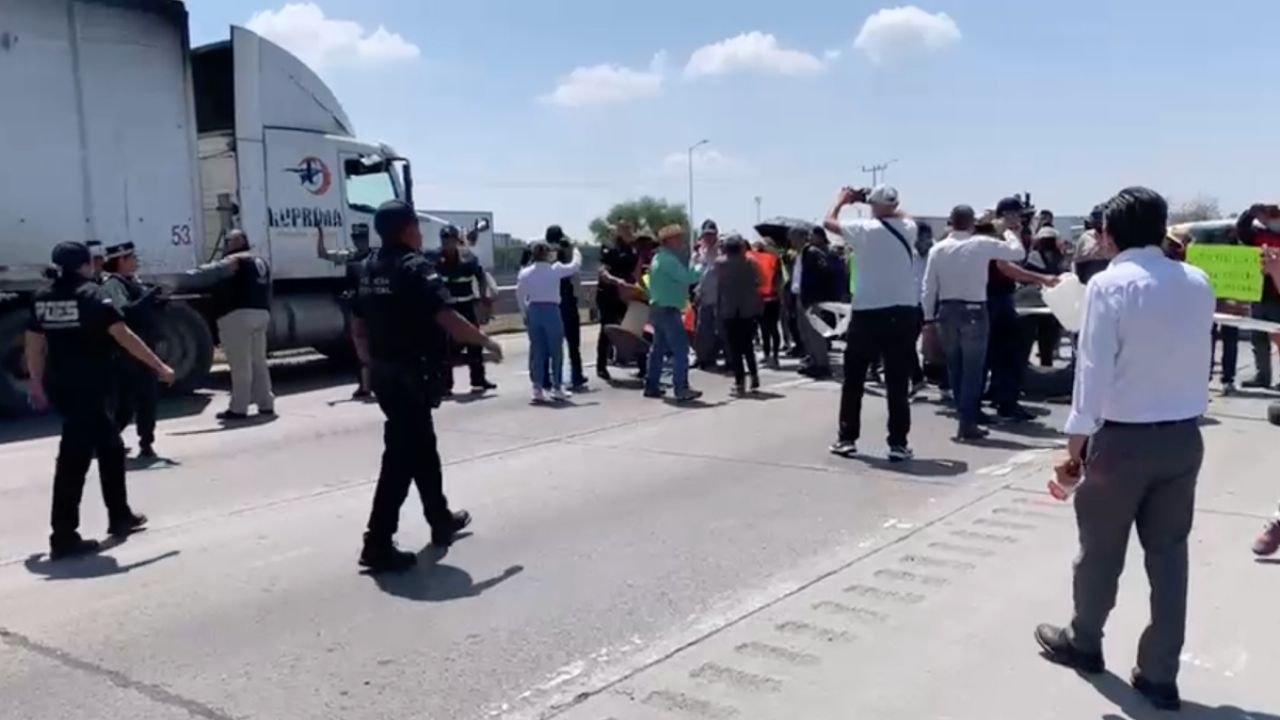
top-left (51, 241), bottom-right (92, 271)
top-left (545, 225), bottom-right (566, 243)
top-left (868, 185), bottom-right (900, 205)
top-left (439, 224), bottom-right (461, 241)
top-left (995, 196), bottom-right (1026, 216)
top-left (701, 219), bottom-right (719, 235)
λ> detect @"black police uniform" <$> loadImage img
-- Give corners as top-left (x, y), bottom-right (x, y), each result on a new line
top-left (354, 240), bottom-right (468, 566)
top-left (28, 272), bottom-right (139, 553)
top-left (556, 242), bottom-right (588, 388)
top-left (434, 247), bottom-right (490, 393)
top-left (596, 242), bottom-right (641, 376)
top-left (102, 268), bottom-right (163, 453)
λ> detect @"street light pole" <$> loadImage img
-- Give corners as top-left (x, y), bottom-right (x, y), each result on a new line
top-left (688, 139), bottom-right (709, 242)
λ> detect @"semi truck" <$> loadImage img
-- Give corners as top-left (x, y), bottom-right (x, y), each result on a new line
top-left (0, 0), bottom-right (474, 415)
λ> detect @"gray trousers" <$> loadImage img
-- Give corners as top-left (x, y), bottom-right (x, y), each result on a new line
top-left (1068, 421), bottom-right (1203, 684)
top-left (218, 308), bottom-right (275, 414)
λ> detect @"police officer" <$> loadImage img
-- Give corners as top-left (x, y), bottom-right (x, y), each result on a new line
top-left (434, 225), bottom-right (496, 396)
top-left (549, 225), bottom-right (589, 391)
top-left (102, 242), bottom-right (165, 459)
top-left (25, 242), bottom-right (175, 560)
top-left (352, 201), bottom-right (504, 572)
top-left (317, 224), bottom-right (374, 399)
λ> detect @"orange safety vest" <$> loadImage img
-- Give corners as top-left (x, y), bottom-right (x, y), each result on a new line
top-left (748, 250), bottom-right (779, 299)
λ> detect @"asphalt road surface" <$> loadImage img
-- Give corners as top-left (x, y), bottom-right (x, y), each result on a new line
top-left (0, 327), bottom-right (1075, 720)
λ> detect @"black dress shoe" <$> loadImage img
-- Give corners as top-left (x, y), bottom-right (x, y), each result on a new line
top-left (359, 539), bottom-right (417, 573)
top-left (1131, 670), bottom-right (1181, 711)
top-left (596, 367), bottom-right (613, 382)
top-left (107, 513), bottom-right (148, 538)
top-left (138, 444), bottom-right (157, 460)
top-left (1035, 624), bottom-right (1105, 674)
top-left (49, 537), bottom-right (102, 561)
top-left (431, 510), bottom-right (472, 548)
top-left (472, 380), bottom-right (498, 392)
top-left (216, 410), bottom-right (250, 421)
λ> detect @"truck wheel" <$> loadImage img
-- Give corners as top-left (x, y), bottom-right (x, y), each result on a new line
top-left (1269, 401), bottom-right (1280, 427)
top-left (0, 307), bottom-right (34, 417)
top-left (153, 301), bottom-right (214, 394)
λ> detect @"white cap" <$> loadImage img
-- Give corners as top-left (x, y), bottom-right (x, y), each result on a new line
top-left (868, 185), bottom-right (899, 205)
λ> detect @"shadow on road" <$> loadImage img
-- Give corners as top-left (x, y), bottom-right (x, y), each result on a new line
top-left (0, 395), bottom-right (213, 447)
top-left (853, 456), bottom-right (969, 478)
top-left (23, 543), bottom-right (180, 581)
top-left (127, 455), bottom-right (183, 472)
top-left (371, 545), bottom-right (524, 602)
top-left (1092, 671), bottom-right (1278, 719)
top-left (167, 413), bottom-right (279, 436)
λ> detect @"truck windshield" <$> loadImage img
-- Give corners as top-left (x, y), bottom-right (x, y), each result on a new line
top-left (344, 160), bottom-right (397, 214)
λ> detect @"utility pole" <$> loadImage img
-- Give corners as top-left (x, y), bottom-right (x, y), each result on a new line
top-left (687, 139), bottom-right (710, 242)
top-left (754, 196), bottom-right (762, 223)
top-left (861, 158), bottom-right (899, 187)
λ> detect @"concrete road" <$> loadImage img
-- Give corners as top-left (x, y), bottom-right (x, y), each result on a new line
top-left (0, 326), bottom-right (1127, 720)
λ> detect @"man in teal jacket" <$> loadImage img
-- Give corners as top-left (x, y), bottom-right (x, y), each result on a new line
top-left (644, 225), bottom-right (703, 402)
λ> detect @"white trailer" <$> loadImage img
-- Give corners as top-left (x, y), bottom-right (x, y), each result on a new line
top-left (0, 0), bottom-right (420, 414)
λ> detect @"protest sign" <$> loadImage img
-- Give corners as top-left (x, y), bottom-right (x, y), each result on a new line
top-left (1186, 245), bottom-right (1263, 302)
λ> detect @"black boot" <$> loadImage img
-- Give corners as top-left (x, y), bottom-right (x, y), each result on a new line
top-left (107, 512), bottom-right (148, 538)
top-left (359, 536), bottom-right (417, 573)
top-left (49, 535), bottom-right (102, 561)
top-left (431, 510), bottom-right (472, 548)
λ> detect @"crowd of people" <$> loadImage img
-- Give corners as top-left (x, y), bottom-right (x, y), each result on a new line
top-left (20, 182), bottom-right (1280, 712)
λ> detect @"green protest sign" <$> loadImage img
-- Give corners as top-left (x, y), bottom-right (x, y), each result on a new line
top-left (1186, 245), bottom-right (1263, 302)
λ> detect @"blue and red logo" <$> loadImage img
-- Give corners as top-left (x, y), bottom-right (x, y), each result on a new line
top-left (285, 156), bottom-right (332, 196)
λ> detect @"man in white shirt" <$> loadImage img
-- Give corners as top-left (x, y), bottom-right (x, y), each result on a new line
top-left (825, 185), bottom-right (922, 462)
top-left (1035, 187), bottom-right (1214, 712)
top-left (922, 205), bottom-right (1025, 441)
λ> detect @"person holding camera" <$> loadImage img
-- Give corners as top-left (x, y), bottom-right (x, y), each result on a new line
top-left (825, 185), bottom-right (922, 462)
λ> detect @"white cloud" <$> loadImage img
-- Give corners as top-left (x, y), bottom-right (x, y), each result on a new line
top-left (661, 148), bottom-right (743, 175)
top-left (823, 48), bottom-right (844, 62)
top-left (853, 6), bottom-right (961, 66)
top-left (540, 52), bottom-right (666, 107)
top-left (685, 32), bottom-right (825, 78)
top-left (246, 3), bottom-right (420, 70)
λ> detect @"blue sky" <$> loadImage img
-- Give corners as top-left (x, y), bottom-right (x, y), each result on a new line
top-left (187, 0), bottom-right (1278, 240)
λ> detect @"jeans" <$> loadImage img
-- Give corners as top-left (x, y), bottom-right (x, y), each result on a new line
top-left (1249, 301), bottom-right (1280, 383)
top-left (938, 302), bottom-right (990, 429)
top-left (366, 363), bottom-right (452, 543)
top-left (837, 306), bottom-right (921, 447)
top-left (646, 306), bottom-right (691, 395)
top-left (986, 293), bottom-right (1026, 411)
top-left (526, 303), bottom-right (565, 390)
top-left (723, 316), bottom-right (760, 387)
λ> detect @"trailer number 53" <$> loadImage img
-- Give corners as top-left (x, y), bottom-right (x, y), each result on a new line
top-left (171, 224), bottom-right (192, 246)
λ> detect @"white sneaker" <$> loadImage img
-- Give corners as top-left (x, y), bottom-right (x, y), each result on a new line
top-left (551, 387), bottom-right (571, 402)
top-left (531, 387), bottom-right (546, 403)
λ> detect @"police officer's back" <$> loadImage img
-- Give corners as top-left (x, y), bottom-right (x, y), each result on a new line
top-left (25, 242), bottom-right (175, 560)
top-left (352, 200), bottom-right (503, 572)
